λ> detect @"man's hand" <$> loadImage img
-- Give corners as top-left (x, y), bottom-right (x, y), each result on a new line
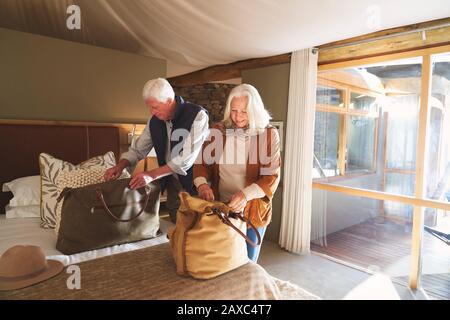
top-left (198, 184), bottom-right (215, 202)
top-left (129, 171), bottom-right (155, 189)
top-left (104, 159), bottom-right (130, 182)
top-left (228, 191), bottom-right (247, 212)
top-left (104, 165), bottom-right (124, 181)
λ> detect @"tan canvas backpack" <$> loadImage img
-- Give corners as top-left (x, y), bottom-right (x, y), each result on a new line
top-left (168, 192), bottom-right (261, 279)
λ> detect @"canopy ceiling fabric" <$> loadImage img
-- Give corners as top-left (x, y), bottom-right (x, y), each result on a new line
top-left (0, 0), bottom-right (449, 77)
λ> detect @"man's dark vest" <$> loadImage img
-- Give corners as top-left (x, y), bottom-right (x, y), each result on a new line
top-left (149, 95), bottom-right (206, 194)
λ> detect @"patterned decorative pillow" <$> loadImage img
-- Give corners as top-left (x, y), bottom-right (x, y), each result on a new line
top-left (39, 152), bottom-right (129, 229)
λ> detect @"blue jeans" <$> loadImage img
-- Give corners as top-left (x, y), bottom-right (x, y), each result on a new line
top-left (246, 226), bottom-right (267, 262)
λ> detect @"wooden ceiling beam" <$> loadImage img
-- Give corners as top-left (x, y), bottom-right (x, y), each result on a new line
top-left (318, 17), bottom-right (450, 49)
top-left (168, 53), bottom-right (290, 86)
top-left (318, 24), bottom-right (450, 65)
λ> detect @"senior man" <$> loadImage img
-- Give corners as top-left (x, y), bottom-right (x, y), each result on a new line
top-left (104, 78), bottom-right (209, 223)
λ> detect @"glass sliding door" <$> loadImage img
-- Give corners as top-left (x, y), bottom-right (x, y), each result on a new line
top-left (421, 52), bottom-right (450, 299)
top-left (311, 46), bottom-right (450, 299)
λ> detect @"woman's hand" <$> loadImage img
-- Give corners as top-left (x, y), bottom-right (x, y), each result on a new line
top-left (198, 184), bottom-right (215, 202)
top-left (228, 191), bottom-right (247, 212)
top-left (129, 171), bottom-right (155, 189)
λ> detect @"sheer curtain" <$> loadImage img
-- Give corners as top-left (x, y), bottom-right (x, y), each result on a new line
top-left (279, 48), bottom-right (318, 254)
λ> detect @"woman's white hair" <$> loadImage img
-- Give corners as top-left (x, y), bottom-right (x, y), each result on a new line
top-left (223, 84), bottom-right (271, 130)
top-left (142, 78), bottom-right (175, 103)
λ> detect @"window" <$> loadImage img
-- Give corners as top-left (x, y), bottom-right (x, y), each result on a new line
top-left (346, 115), bottom-right (376, 172)
top-left (311, 48), bottom-right (450, 299)
top-left (313, 73), bottom-right (380, 178)
top-left (350, 92), bottom-right (378, 113)
top-left (316, 85), bottom-right (345, 108)
top-left (314, 111), bottom-right (339, 177)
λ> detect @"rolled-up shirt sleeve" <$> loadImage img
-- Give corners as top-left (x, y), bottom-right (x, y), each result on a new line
top-left (242, 183), bottom-right (266, 201)
top-left (120, 122), bottom-right (153, 167)
top-left (193, 176), bottom-right (209, 188)
top-left (167, 110), bottom-right (209, 176)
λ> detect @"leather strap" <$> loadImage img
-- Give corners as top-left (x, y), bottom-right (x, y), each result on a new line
top-left (207, 208), bottom-right (261, 247)
top-left (95, 157), bottom-right (151, 222)
top-left (95, 186), bottom-right (151, 222)
top-left (56, 187), bottom-right (72, 203)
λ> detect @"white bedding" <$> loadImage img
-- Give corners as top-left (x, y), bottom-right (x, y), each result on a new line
top-left (0, 215), bottom-right (173, 266)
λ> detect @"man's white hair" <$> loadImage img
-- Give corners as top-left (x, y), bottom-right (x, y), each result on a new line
top-left (142, 78), bottom-right (175, 103)
top-left (223, 84), bottom-right (271, 130)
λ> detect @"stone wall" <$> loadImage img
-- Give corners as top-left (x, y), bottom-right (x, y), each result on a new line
top-left (174, 83), bottom-right (236, 124)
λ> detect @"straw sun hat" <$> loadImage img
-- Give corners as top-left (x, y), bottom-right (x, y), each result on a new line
top-left (0, 245), bottom-right (64, 291)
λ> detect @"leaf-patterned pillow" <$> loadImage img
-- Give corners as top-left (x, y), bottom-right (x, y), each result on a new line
top-left (39, 152), bottom-right (127, 229)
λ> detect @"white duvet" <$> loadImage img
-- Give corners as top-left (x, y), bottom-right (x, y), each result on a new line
top-left (0, 216), bottom-right (173, 266)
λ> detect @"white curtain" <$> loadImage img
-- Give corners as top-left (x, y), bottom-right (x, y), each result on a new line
top-left (279, 48), bottom-right (318, 254)
top-left (310, 189), bottom-right (328, 247)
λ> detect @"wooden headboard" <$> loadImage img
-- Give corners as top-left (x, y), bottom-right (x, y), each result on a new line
top-left (0, 122), bottom-right (123, 214)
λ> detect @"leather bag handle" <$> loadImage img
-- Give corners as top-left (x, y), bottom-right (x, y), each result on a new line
top-left (95, 158), bottom-right (152, 222)
top-left (58, 162), bottom-right (154, 222)
top-left (95, 186), bottom-right (151, 222)
top-left (207, 208), bottom-right (262, 247)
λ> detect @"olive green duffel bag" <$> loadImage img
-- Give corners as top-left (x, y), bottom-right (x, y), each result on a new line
top-left (56, 178), bottom-right (161, 255)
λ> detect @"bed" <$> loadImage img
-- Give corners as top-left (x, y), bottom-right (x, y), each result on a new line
top-left (0, 215), bottom-right (321, 300)
top-left (0, 215), bottom-right (288, 300)
top-left (0, 121), bottom-right (319, 300)
top-left (0, 215), bottom-right (173, 266)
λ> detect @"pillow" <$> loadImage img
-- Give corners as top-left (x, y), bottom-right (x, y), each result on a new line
top-left (2, 175), bottom-right (41, 207)
top-left (39, 151), bottom-right (129, 229)
top-left (54, 167), bottom-right (128, 234)
top-left (5, 204), bottom-right (40, 219)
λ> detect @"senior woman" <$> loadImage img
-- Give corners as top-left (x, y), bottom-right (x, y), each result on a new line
top-left (193, 84), bottom-right (281, 262)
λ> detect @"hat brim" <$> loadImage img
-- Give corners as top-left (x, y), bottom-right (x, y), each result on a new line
top-left (0, 259), bottom-right (64, 291)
